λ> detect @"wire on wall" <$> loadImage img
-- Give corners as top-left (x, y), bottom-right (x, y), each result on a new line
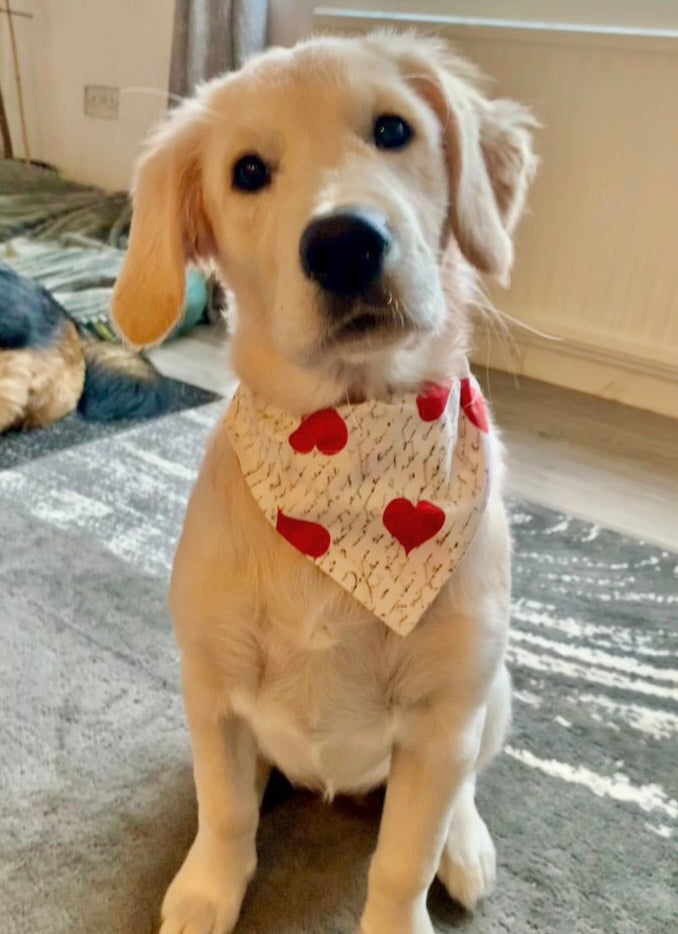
top-left (4, 0), bottom-right (30, 159)
top-left (0, 82), bottom-right (12, 157)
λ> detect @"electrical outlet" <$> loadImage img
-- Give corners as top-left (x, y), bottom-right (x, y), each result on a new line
top-left (84, 85), bottom-right (119, 120)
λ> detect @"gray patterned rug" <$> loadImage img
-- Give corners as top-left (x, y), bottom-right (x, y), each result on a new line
top-left (1, 403), bottom-right (676, 934)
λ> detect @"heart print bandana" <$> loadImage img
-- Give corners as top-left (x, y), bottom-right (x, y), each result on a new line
top-left (225, 375), bottom-right (491, 635)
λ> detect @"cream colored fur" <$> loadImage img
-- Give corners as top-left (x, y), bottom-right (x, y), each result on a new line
top-left (111, 33), bottom-right (536, 934)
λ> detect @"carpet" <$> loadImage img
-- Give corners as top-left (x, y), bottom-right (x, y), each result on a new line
top-left (1, 403), bottom-right (676, 934)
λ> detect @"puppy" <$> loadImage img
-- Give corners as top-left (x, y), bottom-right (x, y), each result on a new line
top-left (112, 32), bottom-right (536, 934)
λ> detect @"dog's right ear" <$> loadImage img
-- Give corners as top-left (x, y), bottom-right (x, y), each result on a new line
top-left (411, 58), bottom-right (537, 284)
top-left (112, 106), bottom-right (215, 348)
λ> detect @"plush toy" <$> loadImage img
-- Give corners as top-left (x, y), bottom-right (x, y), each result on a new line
top-left (174, 268), bottom-right (209, 337)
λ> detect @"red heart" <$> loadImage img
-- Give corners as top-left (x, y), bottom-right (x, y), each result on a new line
top-left (416, 382), bottom-right (453, 421)
top-left (383, 498), bottom-right (446, 555)
top-left (460, 378), bottom-right (489, 433)
top-left (289, 409), bottom-right (348, 455)
top-left (276, 510), bottom-right (331, 558)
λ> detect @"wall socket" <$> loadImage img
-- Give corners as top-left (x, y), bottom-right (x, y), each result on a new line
top-left (84, 85), bottom-right (120, 120)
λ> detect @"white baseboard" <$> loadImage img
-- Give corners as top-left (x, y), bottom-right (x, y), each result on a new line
top-left (472, 330), bottom-right (678, 419)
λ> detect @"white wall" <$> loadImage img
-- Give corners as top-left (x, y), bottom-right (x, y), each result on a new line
top-left (0, 0), bottom-right (37, 159)
top-left (0, 0), bottom-right (175, 190)
top-left (269, 0), bottom-right (678, 46)
top-left (4, 3), bottom-right (674, 188)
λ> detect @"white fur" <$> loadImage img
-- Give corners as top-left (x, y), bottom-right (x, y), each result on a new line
top-left (111, 33), bottom-right (536, 934)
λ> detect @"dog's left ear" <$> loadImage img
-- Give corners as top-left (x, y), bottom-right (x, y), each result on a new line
top-left (396, 39), bottom-right (538, 282)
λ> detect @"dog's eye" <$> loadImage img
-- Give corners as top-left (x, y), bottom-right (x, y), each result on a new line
top-left (232, 154), bottom-right (271, 192)
top-left (373, 114), bottom-right (413, 150)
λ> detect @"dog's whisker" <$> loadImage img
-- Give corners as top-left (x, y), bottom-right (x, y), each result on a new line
top-left (441, 277), bottom-right (520, 387)
top-left (475, 300), bottom-right (520, 385)
top-left (492, 308), bottom-right (563, 343)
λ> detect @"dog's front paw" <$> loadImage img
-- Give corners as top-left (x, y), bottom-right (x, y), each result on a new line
top-left (160, 830), bottom-right (255, 934)
top-left (358, 894), bottom-right (435, 934)
top-left (437, 807), bottom-right (496, 910)
top-left (358, 919), bottom-right (434, 934)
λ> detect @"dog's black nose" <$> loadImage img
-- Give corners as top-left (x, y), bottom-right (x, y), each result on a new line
top-left (300, 210), bottom-right (391, 297)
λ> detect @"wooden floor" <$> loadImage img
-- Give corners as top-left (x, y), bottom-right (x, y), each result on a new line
top-left (475, 368), bottom-right (677, 551)
top-left (149, 326), bottom-right (678, 552)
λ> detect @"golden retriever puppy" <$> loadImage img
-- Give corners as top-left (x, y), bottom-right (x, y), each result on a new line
top-left (112, 32), bottom-right (536, 934)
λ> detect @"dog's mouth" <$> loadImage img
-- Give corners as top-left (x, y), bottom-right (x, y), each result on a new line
top-left (335, 310), bottom-right (392, 339)
top-left (323, 291), bottom-right (418, 349)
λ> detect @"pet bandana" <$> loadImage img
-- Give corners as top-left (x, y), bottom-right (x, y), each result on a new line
top-left (225, 374), bottom-right (491, 635)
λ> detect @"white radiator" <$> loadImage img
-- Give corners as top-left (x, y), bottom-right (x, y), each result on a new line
top-left (314, 9), bottom-right (678, 417)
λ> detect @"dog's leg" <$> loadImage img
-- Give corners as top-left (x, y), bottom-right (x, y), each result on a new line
top-left (0, 354), bottom-right (30, 432)
top-left (160, 664), bottom-right (259, 934)
top-left (437, 665), bottom-right (511, 909)
top-left (436, 776), bottom-right (496, 910)
top-left (256, 757), bottom-right (272, 806)
top-left (359, 706), bottom-right (487, 934)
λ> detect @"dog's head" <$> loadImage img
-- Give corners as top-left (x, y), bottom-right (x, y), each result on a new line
top-left (112, 33), bottom-right (536, 410)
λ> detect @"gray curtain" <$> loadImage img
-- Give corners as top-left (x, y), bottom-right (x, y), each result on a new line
top-left (169, 0), bottom-right (268, 101)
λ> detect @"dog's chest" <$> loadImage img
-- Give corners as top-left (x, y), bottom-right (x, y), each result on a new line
top-left (227, 619), bottom-right (402, 796)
